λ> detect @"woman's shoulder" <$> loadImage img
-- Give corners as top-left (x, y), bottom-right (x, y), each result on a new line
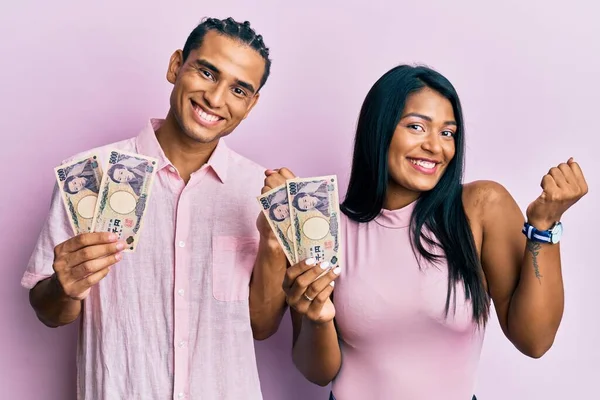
top-left (338, 207), bottom-right (360, 231)
top-left (462, 180), bottom-right (515, 220)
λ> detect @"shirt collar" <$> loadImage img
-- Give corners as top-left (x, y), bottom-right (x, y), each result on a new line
top-left (135, 119), bottom-right (171, 171)
top-left (206, 138), bottom-right (229, 183)
top-left (135, 118), bottom-right (229, 183)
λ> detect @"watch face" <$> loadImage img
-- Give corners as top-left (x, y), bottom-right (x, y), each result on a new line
top-left (551, 222), bottom-right (563, 244)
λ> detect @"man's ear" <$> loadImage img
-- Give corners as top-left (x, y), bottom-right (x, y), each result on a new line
top-left (166, 50), bottom-right (184, 84)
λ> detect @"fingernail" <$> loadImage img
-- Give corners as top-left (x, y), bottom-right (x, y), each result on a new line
top-left (115, 253), bottom-right (122, 261)
top-left (330, 281), bottom-right (335, 287)
top-left (305, 258), bottom-right (316, 266)
top-left (116, 242), bottom-right (124, 251)
top-left (109, 233), bottom-right (117, 241)
top-left (333, 267), bottom-right (341, 275)
top-left (320, 261), bottom-right (330, 269)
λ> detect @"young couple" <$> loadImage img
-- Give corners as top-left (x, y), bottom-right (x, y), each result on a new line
top-left (22, 16), bottom-right (588, 400)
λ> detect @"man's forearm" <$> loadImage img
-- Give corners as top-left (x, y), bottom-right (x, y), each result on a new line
top-left (29, 274), bottom-right (82, 328)
top-left (249, 239), bottom-right (288, 340)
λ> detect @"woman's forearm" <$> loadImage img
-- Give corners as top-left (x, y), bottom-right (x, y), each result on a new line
top-left (508, 239), bottom-right (564, 358)
top-left (292, 316), bottom-right (342, 386)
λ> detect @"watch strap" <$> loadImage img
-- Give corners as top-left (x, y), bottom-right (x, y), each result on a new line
top-left (522, 222), bottom-right (553, 243)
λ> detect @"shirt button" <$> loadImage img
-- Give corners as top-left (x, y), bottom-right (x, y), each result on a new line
top-left (178, 341), bottom-right (186, 348)
top-left (177, 289), bottom-right (185, 296)
top-left (178, 393), bottom-right (185, 399)
top-left (178, 241), bottom-right (185, 248)
top-left (169, 166), bottom-right (176, 173)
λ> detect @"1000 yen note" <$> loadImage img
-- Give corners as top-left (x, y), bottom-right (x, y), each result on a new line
top-left (287, 175), bottom-right (342, 269)
top-left (91, 149), bottom-right (158, 252)
top-left (55, 154), bottom-right (104, 235)
top-left (257, 184), bottom-right (297, 265)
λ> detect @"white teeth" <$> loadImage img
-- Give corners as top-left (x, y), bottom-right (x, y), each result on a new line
top-left (194, 104), bottom-right (220, 122)
top-left (199, 110), bottom-right (218, 122)
top-left (410, 159), bottom-right (436, 169)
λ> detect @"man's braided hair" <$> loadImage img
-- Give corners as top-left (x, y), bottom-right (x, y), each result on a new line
top-left (182, 17), bottom-right (271, 90)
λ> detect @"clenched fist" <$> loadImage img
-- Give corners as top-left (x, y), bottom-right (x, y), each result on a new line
top-left (526, 158), bottom-right (588, 230)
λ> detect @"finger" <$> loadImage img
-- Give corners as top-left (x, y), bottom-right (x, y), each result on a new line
top-left (57, 232), bottom-right (119, 256)
top-left (287, 262), bottom-right (333, 303)
top-left (567, 160), bottom-right (589, 193)
top-left (277, 167), bottom-right (297, 179)
top-left (265, 174), bottom-right (287, 189)
top-left (540, 174), bottom-right (558, 200)
top-left (302, 267), bottom-right (340, 302)
top-left (64, 241), bottom-right (126, 269)
top-left (70, 252), bottom-right (123, 280)
top-left (556, 162), bottom-right (576, 184)
top-left (306, 285), bottom-right (335, 321)
top-left (68, 265), bottom-right (113, 296)
top-left (261, 185), bottom-right (272, 194)
top-left (283, 258), bottom-right (319, 291)
top-left (548, 167), bottom-right (568, 188)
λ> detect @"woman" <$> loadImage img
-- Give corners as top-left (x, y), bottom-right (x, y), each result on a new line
top-left (264, 65), bottom-right (588, 399)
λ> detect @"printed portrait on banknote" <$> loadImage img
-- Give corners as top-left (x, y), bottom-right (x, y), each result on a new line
top-left (54, 154), bottom-right (104, 235)
top-left (92, 150), bottom-right (158, 251)
top-left (287, 176), bottom-right (341, 267)
top-left (257, 185), bottom-right (296, 264)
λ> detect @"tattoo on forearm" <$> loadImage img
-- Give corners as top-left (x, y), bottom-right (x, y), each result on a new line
top-left (527, 241), bottom-right (543, 283)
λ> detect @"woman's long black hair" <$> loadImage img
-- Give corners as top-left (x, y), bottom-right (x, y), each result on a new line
top-left (341, 65), bottom-right (489, 325)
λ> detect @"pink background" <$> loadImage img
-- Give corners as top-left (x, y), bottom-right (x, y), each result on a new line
top-left (1, 1), bottom-right (598, 399)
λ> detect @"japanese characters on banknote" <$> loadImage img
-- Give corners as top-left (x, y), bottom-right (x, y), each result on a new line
top-left (287, 176), bottom-right (341, 269)
top-left (257, 175), bottom-right (342, 269)
top-left (55, 149), bottom-right (340, 259)
top-left (91, 149), bottom-right (158, 251)
top-left (54, 154), bottom-right (104, 235)
top-left (54, 149), bottom-right (157, 251)
top-left (256, 185), bottom-right (297, 265)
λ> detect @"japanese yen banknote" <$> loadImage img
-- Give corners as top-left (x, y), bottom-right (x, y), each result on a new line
top-left (257, 175), bottom-right (342, 269)
top-left (257, 185), bottom-right (297, 265)
top-left (91, 149), bottom-right (158, 251)
top-left (54, 154), bottom-right (104, 235)
top-left (54, 149), bottom-right (158, 251)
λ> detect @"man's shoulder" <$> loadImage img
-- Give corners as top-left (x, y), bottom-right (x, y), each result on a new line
top-left (59, 137), bottom-right (137, 165)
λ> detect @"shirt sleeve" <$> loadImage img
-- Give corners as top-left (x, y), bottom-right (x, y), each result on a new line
top-left (21, 182), bottom-right (73, 289)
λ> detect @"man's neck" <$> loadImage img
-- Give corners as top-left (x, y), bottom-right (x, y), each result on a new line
top-left (155, 113), bottom-right (218, 183)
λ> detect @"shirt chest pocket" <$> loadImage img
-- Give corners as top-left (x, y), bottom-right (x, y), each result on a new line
top-left (212, 236), bottom-right (259, 302)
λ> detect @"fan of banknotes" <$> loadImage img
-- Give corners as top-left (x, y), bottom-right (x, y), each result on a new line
top-left (54, 150), bottom-right (158, 252)
top-left (257, 175), bottom-right (342, 269)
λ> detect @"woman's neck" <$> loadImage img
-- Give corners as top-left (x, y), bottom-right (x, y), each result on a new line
top-left (384, 181), bottom-right (421, 210)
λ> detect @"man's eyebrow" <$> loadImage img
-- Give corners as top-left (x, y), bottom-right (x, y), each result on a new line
top-left (194, 59), bottom-right (256, 94)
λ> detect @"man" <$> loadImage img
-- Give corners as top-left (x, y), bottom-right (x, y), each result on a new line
top-left (23, 17), bottom-right (289, 400)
